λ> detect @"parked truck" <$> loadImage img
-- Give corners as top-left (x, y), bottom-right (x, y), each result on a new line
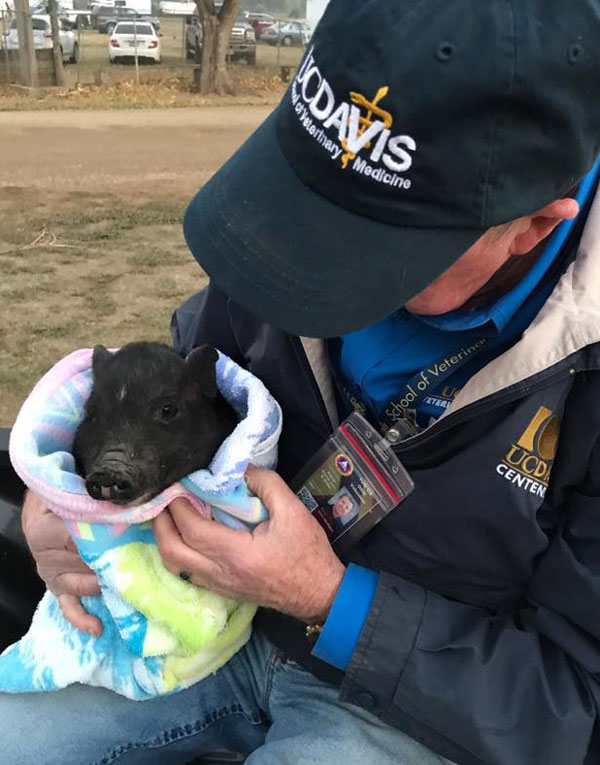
top-left (185, 8), bottom-right (256, 65)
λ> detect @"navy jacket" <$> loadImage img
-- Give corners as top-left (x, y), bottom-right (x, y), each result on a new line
top-left (171, 196), bottom-right (600, 764)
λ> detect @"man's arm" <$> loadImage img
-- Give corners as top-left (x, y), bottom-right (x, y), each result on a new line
top-left (155, 463), bottom-right (600, 765)
top-left (323, 486), bottom-right (600, 764)
top-left (336, 567), bottom-right (599, 765)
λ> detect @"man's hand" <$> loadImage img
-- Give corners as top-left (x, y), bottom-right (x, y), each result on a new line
top-left (22, 490), bottom-right (102, 636)
top-left (155, 466), bottom-right (346, 622)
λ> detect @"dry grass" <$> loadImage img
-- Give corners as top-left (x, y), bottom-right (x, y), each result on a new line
top-left (0, 77), bottom-right (284, 110)
top-left (0, 188), bottom-right (205, 424)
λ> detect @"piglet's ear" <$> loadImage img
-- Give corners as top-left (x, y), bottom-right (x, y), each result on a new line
top-left (184, 345), bottom-right (219, 399)
top-left (92, 345), bottom-right (112, 379)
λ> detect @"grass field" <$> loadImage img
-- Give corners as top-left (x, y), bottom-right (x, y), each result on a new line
top-left (0, 189), bottom-right (203, 424)
top-left (0, 104), bottom-right (268, 424)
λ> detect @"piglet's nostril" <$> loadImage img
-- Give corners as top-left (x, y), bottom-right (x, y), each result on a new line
top-left (114, 479), bottom-right (134, 499)
top-left (86, 471), bottom-right (136, 503)
top-left (87, 481), bottom-right (103, 500)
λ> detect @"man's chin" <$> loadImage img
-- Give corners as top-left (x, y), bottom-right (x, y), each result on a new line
top-left (404, 296), bottom-right (462, 316)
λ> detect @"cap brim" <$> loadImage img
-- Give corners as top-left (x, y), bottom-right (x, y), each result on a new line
top-left (184, 110), bottom-right (484, 338)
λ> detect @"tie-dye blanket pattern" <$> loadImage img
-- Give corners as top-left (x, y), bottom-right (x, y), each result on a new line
top-left (1, 348), bottom-right (281, 699)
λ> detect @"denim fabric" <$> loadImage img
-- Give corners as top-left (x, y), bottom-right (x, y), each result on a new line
top-left (0, 629), bottom-right (455, 765)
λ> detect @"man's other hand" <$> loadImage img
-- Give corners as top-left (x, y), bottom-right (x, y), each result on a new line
top-left (155, 466), bottom-right (346, 622)
top-left (21, 490), bottom-right (102, 636)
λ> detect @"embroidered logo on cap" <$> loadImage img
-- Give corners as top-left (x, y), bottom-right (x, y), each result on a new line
top-left (290, 48), bottom-right (417, 191)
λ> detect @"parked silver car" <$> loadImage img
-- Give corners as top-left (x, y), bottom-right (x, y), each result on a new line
top-left (261, 21), bottom-right (310, 47)
top-left (4, 14), bottom-right (78, 62)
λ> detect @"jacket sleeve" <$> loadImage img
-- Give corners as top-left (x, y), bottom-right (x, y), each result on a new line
top-left (337, 460), bottom-right (600, 765)
top-left (170, 281), bottom-right (246, 365)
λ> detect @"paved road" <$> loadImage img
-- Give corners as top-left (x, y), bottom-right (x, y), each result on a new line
top-left (0, 106), bottom-right (272, 197)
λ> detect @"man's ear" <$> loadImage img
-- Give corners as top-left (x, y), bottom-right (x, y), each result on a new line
top-left (92, 345), bottom-right (112, 379)
top-left (510, 198), bottom-right (580, 256)
top-left (184, 345), bottom-right (219, 399)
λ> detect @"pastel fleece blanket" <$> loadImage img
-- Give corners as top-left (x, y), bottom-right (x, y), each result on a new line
top-left (0, 348), bottom-right (281, 699)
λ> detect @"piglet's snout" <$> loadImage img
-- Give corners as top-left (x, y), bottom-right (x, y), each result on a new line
top-left (86, 450), bottom-right (138, 504)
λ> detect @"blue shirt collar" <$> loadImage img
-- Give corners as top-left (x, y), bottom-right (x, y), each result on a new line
top-left (417, 157), bottom-right (600, 334)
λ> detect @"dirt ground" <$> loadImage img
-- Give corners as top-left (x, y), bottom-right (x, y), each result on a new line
top-left (0, 105), bottom-right (270, 424)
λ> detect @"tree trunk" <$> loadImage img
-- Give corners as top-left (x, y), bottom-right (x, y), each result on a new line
top-left (48, 0), bottom-right (65, 87)
top-left (14, 0), bottom-right (38, 88)
top-left (194, 0), bottom-right (241, 96)
top-left (213, 12), bottom-right (234, 95)
top-left (199, 11), bottom-right (216, 94)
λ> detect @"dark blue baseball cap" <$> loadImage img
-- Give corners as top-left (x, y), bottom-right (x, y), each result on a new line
top-left (184, 0), bottom-right (600, 338)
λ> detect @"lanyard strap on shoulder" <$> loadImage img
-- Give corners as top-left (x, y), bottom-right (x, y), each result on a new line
top-left (333, 336), bottom-right (489, 441)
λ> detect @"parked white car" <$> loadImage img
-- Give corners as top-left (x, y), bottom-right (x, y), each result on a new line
top-left (108, 21), bottom-right (161, 63)
top-left (4, 15), bottom-right (78, 62)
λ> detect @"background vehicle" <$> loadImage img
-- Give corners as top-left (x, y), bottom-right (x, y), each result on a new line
top-left (244, 11), bottom-right (274, 40)
top-left (61, 10), bottom-right (91, 28)
top-left (185, 11), bottom-right (256, 65)
top-left (4, 14), bottom-right (78, 62)
top-left (91, 5), bottom-right (160, 34)
top-left (261, 21), bottom-right (310, 47)
top-left (158, 0), bottom-right (195, 15)
top-left (109, 20), bottom-right (161, 63)
top-left (89, 0), bottom-right (152, 12)
top-left (27, 0), bottom-right (91, 28)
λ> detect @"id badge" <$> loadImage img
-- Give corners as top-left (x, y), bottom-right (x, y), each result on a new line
top-left (291, 412), bottom-right (414, 556)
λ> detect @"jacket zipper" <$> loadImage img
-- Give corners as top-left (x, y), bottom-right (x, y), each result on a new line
top-left (291, 335), bottom-right (596, 455)
top-left (393, 356), bottom-right (581, 455)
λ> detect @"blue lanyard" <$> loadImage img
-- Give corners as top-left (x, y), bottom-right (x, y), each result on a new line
top-left (333, 335), bottom-right (489, 441)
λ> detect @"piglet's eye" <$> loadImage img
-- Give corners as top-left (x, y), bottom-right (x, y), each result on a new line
top-left (160, 402), bottom-right (178, 422)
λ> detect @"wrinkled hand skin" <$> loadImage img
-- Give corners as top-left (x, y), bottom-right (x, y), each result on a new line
top-left (21, 490), bottom-right (103, 636)
top-left (155, 466), bottom-right (346, 623)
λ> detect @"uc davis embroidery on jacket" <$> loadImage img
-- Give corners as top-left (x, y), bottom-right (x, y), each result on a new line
top-left (496, 406), bottom-right (561, 498)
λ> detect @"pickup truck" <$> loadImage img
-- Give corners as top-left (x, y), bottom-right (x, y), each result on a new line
top-left (90, 5), bottom-right (160, 34)
top-left (185, 12), bottom-right (256, 65)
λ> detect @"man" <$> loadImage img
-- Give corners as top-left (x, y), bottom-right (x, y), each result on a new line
top-left (309, 488), bottom-right (358, 541)
top-left (3, 1), bottom-right (600, 763)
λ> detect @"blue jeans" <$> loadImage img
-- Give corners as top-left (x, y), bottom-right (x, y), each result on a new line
top-left (0, 629), bottom-right (454, 765)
